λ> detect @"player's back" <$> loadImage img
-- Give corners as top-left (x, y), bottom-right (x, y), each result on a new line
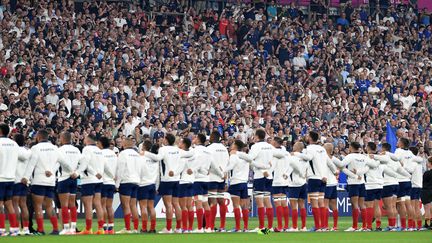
top-left (0, 137), bottom-right (19, 182)
top-left (250, 141), bottom-right (274, 179)
top-left (305, 144), bottom-right (327, 180)
top-left (15, 146), bottom-right (31, 183)
top-left (194, 145), bottom-right (211, 182)
top-left (344, 153), bottom-right (368, 185)
top-left (81, 145), bottom-right (104, 184)
top-left (208, 143), bottom-right (229, 182)
top-left (140, 154), bottom-right (159, 186)
top-left (29, 142), bottom-right (62, 186)
top-left (102, 148), bottom-right (118, 185)
top-left (117, 148), bottom-right (140, 184)
top-left (58, 144), bottom-right (82, 182)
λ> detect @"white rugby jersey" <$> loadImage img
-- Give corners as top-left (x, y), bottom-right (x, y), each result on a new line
top-left (207, 143), bottom-right (229, 183)
top-left (116, 148), bottom-right (141, 185)
top-left (15, 147), bottom-right (31, 183)
top-left (193, 145), bottom-right (212, 183)
top-left (145, 145), bottom-right (193, 182)
top-left (394, 148), bottom-right (416, 183)
top-left (180, 153), bottom-right (197, 185)
top-left (405, 155), bottom-right (424, 188)
top-left (102, 148), bottom-right (117, 186)
top-left (139, 154), bottom-right (159, 186)
top-left (58, 144), bottom-right (82, 182)
top-left (355, 158), bottom-right (382, 190)
top-left (325, 155), bottom-right (339, 187)
top-left (24, 142), bottom-right (68, 186)
top-left (225, 153), bottom-right (249, 185)
top-left (77, 145), bottom-right (105, 185)
top-left (0, 137), bottom-right (24, 182)
top-left (288, 152), bottom-right (309, 187)
top-left (305, 144), bottom-right (328, 181)
top-left (333, 153), bottom-right (373, 185)
top-left (237, 141), bottom-right (274, 180)
top-left (373, 153), bottom-right (410, 186)
top-left (272, 147), bottom-right (290, 187)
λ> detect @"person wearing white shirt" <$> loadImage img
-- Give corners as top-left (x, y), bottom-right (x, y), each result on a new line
top-left (138, 140), bottom-right (159, 234)
top-left (191, 134), bottom-right (212, 233)
top-left (11, 134), bottom-right (31, 236)
top-left (177, 138), bottom-right (196, 233)
top-left (22, 130), bottom-right (68, 235)
top-left (270, 137), bottom-right (290, 232)
top-left (332, 142), bottom-right (372, 232)
top-left (99, 137), bottom-right (118, 234)
top-left (304, 131), bottom-right (328, 231)
top-left (372, 143), bottom-right (409, 230)
top-left (206, 131), bottom-right (230, 232)
top-left (143, 133), bottom-right (193, 234)
top-left (74, 135), bottom-right (105, 234)
top-left (237, 129), bottom-right (274, 231)
top-left (226, 140), bottom-right (250, 232)
top-left (407, 147), bottom-right (424, 231)
top-left (393, 138), bottom-right (415, 231)
top-left (56, 132), bottom-right (83, 235)
top-left (289, 142), bottom-right (310, 231)
top-left (116, 138), bottom-right (141, 234)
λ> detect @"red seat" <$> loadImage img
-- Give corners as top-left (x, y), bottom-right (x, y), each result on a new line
top-left (297, 0), bottom-right (311, 7)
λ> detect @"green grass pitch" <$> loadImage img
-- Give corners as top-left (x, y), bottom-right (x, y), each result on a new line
top-left (3, 217), bottom-right (432, 243)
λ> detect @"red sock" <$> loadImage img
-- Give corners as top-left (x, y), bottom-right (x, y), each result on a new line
top-left (176, 218), bottom-right (182, 230)
top-left (61, 207), bottom-right (69, 225)
top-left (188, 211), bottom-right (194, 230)
top-left (366, 207), bottom-right (374, 229)
top-left (204, 210), bottom-right (211, 229)
top-left (333, 209), bottom-right (338, 229)
top-left (69, 207), bottom-right (77, 223)
top-left (390, 218), bottom-right (396, 227)
top-left (85, 219), bottom-right (92, 231)
top-left (283, 206), bottom-right (289, 229)
top-left (361, 208), bottom-right (366, 229)
top-left (408, 219), bottom-right (414, 229)
top-left (0, 213), bottom-right (5, 229)
top-left (376, 219), bottom-right (381, 228)
top-left (142, 219), bottom-right (148, 231)
top-left (23, 220), bottom-right (29, 228)
top-left (300, 208), bottom-right (307, 229)
top-left (133, 218), bottom-right (139, 230)
top-left (276, 206), bottom-right (283, 230)
top-left (219, 204), bottom-right (227, 229)
top-left (257, 207), bottom-right (265, 229)
top-left (320, 207), bottom-right (327, 229)
top-left (210, 205), bottom-right (217, 229)
top-left (124, 214), bottom-right (131, 230)
top-left (7, 213), bottom-right (17, 228)
top-left (234, 208), bottom-right (241, 230)
top-left (292, 209), bottom-right (298, 229)
top-left (196, 208), bottom-right (204, 229)
top-left (50, 216), bottom-right (58, 231)
top-left (352, 208), bottom-right (359, 229)
top-left (242, 209), bottom-right (249, 230)
top-left (98, 220), bottom-right (105, 229)
top-left (150, 219), bottom-right (156, 231)
top-left (266, 208), bottom-right (273, 229)
top-left (181, 210), bottom-right (188, 230)
top-left (312, 207), bottom-right (320, 229)
top-left (166, 218), bottom-right (172, 231)
top-left (37, 217), bottom-right (44, 232)
top-left (401, 217), bottom-right (406, 229)
top-left (417, 220), bottom-right (422, 229)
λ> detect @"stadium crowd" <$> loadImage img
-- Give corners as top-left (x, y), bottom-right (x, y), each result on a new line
top-left (0, 0), bottom-right (432, 237)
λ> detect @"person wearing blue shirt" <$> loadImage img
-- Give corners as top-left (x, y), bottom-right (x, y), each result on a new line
top-left (337, 13), bottom-right (349, 27)
top-left (355, 78), bottom-right (370, 95)
top-left (267, 1), bottom-right (277, 21)
top-left (89, 101), bottom-right (104, 123)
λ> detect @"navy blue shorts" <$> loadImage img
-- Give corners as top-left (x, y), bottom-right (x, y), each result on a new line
top-left (253, 178), bottom-right (272, 192)
top-left (137, 184), bottom-right (156, 200)
top-left (411, 187), bottom-right (421, 200)
top-left (382, 185), bottom-right (399, 198)
top-left (57, 178), bottom-right (78, 194)
top-left (347, 184), bottom-right (366, 198)
top-left (365, 189), bottom-right (382, 201)
top-left (397, 181), bottom-right (412, 198)
top-left (81, 183), bottom-right (102, 197)
top-left (208, 181), bottom-right (225, 191)
top-left (119, 183), bottom-right (138, 198)
top-left (193, 182), bottom-right (208, 196)
top-left (272, 186), bottom-right (287, 195)
top-left (0, 182), bottom-right (15, 200)
top-left (308, 179), bottom-right (326, 193)
top-left (31, 185), bottom-right (55, 198)
top-left (288, 184), bottom-right (307, 200)
top-left (324, 186), bottom-right (338, 199)
top-left (13, 183), bottom-right (28, 197)
top-left (158, 181), bottom-right (178, 196)
top-left (228, 183), bottom-right (248, 199)
top-left (177, 183), bottom-right (194, 198)
top-left (101, 184), bottom-right (116, 199)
